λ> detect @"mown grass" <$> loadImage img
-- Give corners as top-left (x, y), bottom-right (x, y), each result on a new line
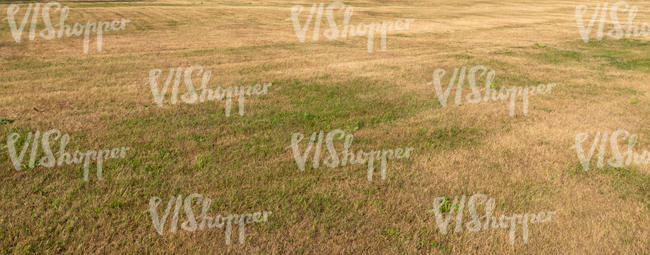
top-left (568, 162), bottom-right (650, 205)
top-left (2, 0), bottom-right (650, 253)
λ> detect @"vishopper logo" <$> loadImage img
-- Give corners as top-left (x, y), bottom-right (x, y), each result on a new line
top-left (427, 193), bottom-right (556, 245)
top-left (4, 2), bottom-right (130, 53)
top-left (428, 66), bottom-right (556, 117)
top-left (146, 66), bottom-right (272, 117)
top-left (572, 129), bottom-right (650, 171)
top-left (148, 193), bottom-right (271, 245)
top-left (288, 129), bottom-right (414, 181)
top-left (6, 129), bottom-right (130, 181)
top-left (290, 1), bottom-right (415, 53)
top-left (575, 1), bottom-right (649, 42)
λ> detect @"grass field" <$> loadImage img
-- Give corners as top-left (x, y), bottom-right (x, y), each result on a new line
top-left (0, 0), bottom-right (649, 254)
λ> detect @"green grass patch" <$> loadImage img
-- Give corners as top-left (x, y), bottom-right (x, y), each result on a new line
top-left (420, 127), bottom-right (484, 151)
top-left (530, 47), bottom-right (581, 64)
top-left (0, 118), bottom-right (14, 125)
top-left (569, 162), bottom-right (650, 203)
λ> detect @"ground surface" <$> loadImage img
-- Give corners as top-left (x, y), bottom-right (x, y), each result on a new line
top-left (0, 0), bottom-right (649, 254)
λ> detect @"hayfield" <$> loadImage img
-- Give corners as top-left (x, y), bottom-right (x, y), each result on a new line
top-left (0, 0), bottom-right (649, 254)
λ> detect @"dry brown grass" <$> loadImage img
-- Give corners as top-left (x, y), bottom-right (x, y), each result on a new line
top-left (0, 0), bottom-right (649, 254)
